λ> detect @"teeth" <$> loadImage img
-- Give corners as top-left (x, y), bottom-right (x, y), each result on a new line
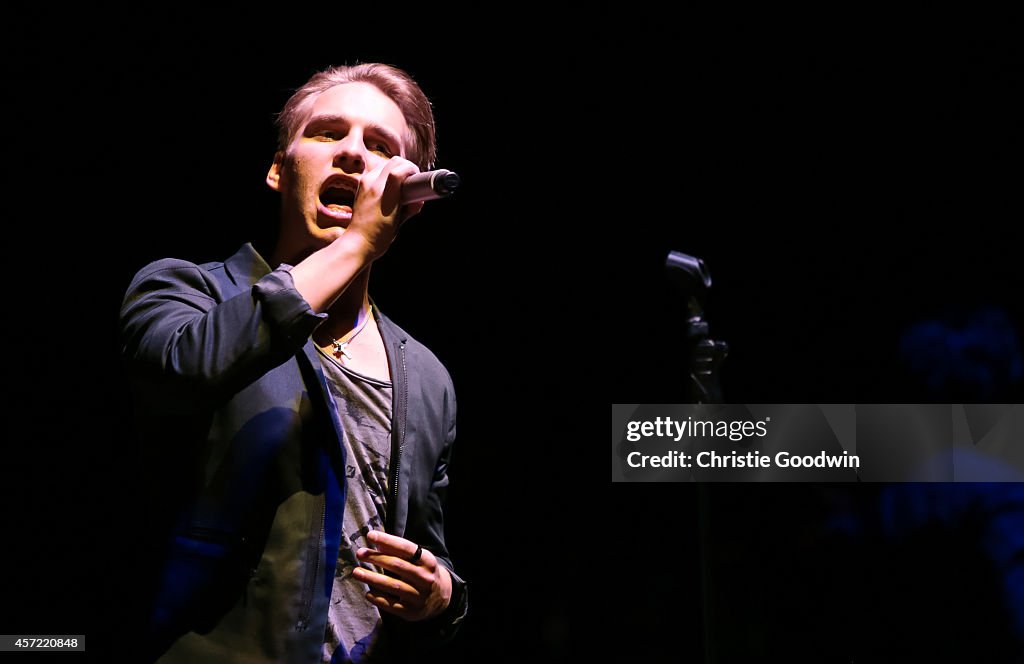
top-left (321, 185), bottom-right (355, 207)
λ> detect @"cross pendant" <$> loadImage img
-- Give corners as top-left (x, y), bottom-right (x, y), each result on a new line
top-left (332, 340), bottom-right (353, 360)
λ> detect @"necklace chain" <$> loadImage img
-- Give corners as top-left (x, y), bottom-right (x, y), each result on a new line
top-left (331, 304), bottom-right (372, 360)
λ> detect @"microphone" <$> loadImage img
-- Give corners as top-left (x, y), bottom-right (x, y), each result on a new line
top-left (401, 169), bottom-right (461, 205)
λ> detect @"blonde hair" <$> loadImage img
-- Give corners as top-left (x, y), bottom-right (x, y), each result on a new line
top-left (275, 63), bottom-right (437, 170)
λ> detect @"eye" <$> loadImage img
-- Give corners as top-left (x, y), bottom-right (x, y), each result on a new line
top-left (370, 143), bottom-right (393, 157)
top-left (315, 129), bottom-right (341, 141)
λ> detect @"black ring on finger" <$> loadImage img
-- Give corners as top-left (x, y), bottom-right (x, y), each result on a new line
top-left (409, 544), bottom-right (423, 564)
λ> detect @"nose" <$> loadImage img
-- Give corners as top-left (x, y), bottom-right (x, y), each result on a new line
top-left (333, 131), bottom-right (367, 173)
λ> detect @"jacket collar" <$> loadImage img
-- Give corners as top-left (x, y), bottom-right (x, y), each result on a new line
top-left (224, 243), bottom-right (272, 292)
top-left (223, 242), bottom-right (409, 345)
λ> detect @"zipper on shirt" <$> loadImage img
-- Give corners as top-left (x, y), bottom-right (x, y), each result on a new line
top-left (387, 342), bottom-right (407, 533)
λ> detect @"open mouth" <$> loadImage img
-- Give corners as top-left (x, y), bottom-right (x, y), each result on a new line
top-left (319, 183), bottom-right (356, 213)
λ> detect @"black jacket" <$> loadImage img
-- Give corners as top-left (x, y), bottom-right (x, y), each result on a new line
top-left (120, 243), bottom-right (467, 663)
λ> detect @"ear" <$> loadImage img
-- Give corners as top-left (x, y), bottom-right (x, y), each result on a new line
top-left (266, 151), bottom-right (285, 192)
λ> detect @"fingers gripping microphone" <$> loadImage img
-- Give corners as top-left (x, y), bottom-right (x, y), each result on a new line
top-left (400, 169), bottom-right (460, 205)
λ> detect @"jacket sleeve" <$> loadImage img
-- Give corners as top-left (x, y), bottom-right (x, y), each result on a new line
top-left (119, 258), bottom-right (325, 403)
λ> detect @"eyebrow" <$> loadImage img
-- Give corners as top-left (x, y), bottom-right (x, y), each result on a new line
top-left (306, 114), bottom-right (403, 151)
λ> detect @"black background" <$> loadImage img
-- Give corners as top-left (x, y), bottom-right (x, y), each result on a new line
top-left (2, 8), bottom-right (1022, 663)
top-left (610, 32), bottom-right (1022, 404)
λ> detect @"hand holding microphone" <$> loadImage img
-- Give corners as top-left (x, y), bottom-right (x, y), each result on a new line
top-left (340, 167), bottom-right (460, 261)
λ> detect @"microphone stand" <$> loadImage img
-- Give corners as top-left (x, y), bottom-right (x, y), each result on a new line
top-left (664, 250), bottom-right (727, 664)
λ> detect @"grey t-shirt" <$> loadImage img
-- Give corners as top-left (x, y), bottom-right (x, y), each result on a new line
top-left (316, 348), bottom-right (393, 664)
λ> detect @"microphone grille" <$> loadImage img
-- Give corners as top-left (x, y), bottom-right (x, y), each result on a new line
top-left (438, 171), bottom-right (460, 194)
